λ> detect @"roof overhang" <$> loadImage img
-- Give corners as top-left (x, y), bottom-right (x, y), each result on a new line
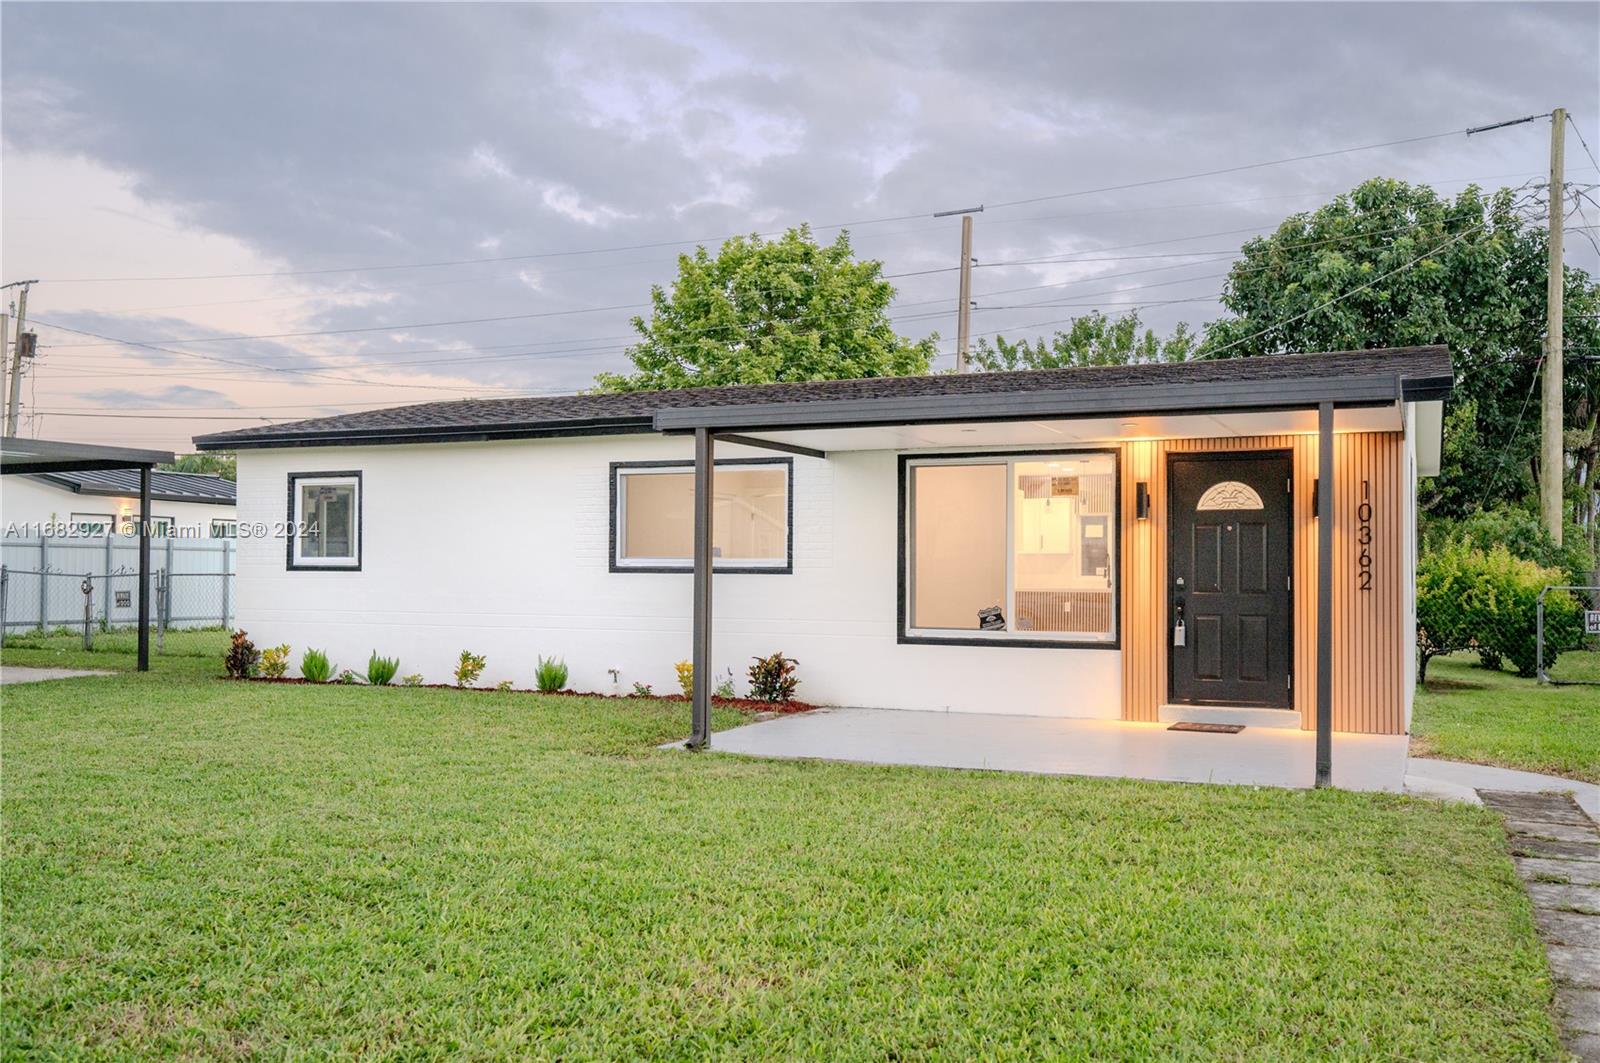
top-left (0, 437), bottom-right (175, 474)
top-left (655, 371), bottom-right (1444, 438)
top-left (24, 473), bottom-right (234, 505)
top-left (194, 416), bottom-right (654, 451)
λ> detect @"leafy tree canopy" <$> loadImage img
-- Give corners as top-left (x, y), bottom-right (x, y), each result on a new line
top-left (163, 452), bottom-right (235, 481)
top-left (970, 178), bottom-right (1600, 525)
top-left (593, 225), bottom-right (937, 392)
top-left (1201, 177), bottom-right (1600, 520)
top-left (968, 310), bottom-right (1196, 371)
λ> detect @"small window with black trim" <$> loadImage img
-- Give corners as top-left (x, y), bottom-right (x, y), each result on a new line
top-left (611, 458), bottom-right (791, 573)
top-left (288, 472), bottom-right (361, 570)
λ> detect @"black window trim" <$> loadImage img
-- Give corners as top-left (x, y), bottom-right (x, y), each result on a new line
top-left (609, 457), bottom-right (794, 574)
top-left (286, 470), bottom-right (363, 572)
top-left (896, 448), bottom-right (1121, 650)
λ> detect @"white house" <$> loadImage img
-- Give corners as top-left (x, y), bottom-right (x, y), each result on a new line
top-left (195, 346), bottom-right (1450, 761)
top-left (1, 469), bottom-right (237, 539)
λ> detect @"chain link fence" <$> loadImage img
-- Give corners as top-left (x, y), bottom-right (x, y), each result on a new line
top-left (1538, 584), bottom-right (1600, 685)
top-left (1, 535), bottom-right (235, 650)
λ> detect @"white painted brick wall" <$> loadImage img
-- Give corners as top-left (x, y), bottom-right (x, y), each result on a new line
top-left (232, 434), bottom-right (1121, 715)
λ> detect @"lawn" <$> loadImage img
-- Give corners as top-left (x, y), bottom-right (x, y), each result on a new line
top-left (0, 640), bottom-right (1568, 1059)
top-left (1413, 652), bottom-right (1600, 784)
top-left (1, 625), bottom-right (225, 677)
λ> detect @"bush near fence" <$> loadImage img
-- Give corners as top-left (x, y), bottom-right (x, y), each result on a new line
top-left (1417, 544), bottom-right (1583, 680)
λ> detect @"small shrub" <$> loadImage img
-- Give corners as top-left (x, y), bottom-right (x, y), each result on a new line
top-left (455, 650), bottom-right (486, 688)
top-left (535, 656), bottom-right (569, 694)
top-left (675, 660), bottom-right (695, 698)
top-left (334, 669), bottom-right (361, 685)
top-left (713, 668), bottom-right (737, 700)
top-left (1417, 543), bottom-right (1582, 679)
top-left (632, 681), bottom-right (653, 697)
top-left (300, 648), bottom-right (333, 683)
top-left (748, 652), bottom-right (799, 702)
top-left (400, 673), bottom-right (425, 687)
top-left (224, 630), bottom-right (260, 679)
top-left (260, 644), bottom-right (291, 679)
top-left (367, 651), bottom-right (400, 686)
top-left (495, 679), bottom-right (514, 692)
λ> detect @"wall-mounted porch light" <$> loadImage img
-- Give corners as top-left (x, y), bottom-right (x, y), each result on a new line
top-left (1311, 477), bottom-right (1320, 518)
top-left (1135, 481), bottom-right (1150, 520)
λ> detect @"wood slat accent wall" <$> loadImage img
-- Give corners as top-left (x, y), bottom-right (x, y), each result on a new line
top-left (1118, 432), bottom-right (1406, 734)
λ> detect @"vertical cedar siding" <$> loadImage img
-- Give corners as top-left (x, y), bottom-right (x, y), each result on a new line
top-left (1118, 432), bottom-right (1405, 734)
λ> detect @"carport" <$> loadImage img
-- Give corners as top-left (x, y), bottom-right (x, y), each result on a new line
top-left (0, 437), bottom-right (175, 671)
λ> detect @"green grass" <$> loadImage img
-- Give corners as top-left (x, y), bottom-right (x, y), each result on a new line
top-left (1413, 652), bottom-right (1600, 783)
top-left (0, 665), bottom-right (1567, 1059)
top-left (1, 625), bottom-right (227, 677)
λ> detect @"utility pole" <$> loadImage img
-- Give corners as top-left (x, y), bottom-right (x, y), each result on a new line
top-left (0, 312), bottom-right (8, 437)
top-left (957, 215), bottom-right (974, 371)
top-left (1543, 108), bottom-right (1566, 544)
top-left (2, 280), bottom-right (37, 437)
top-left (934, 205), bottom-right (982, 372)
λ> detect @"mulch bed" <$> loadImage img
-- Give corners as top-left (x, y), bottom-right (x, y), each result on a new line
top-left (224, 676), bottom-right (815, 714)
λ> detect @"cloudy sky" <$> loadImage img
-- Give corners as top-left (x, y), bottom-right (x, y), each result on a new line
top-left (2, 1), bottom-right (1595, 451)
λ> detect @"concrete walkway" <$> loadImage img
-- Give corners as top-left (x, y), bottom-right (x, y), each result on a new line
top-left (1406, 757), bottom-right (1599, 822)
top-left (0, 665), bottom-right (112, 685)
top-left (707, 707), bottom-right (1410, 792)
top-left (1478, 790), bottom-right (1600, 1062)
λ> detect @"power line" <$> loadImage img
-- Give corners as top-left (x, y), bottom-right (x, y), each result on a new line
top-left (17, 114), bottom-right (1545, 287)
top-left (1567, 113), bottom-right (1600, 177)
top-left (1197, 221), bottom-right (1497, 360)
top-left (1478, 356), bottom-right (1544, 509)
top-left (23, 319), bottom-right (527, 395)
top-left (983, 127), bottom-right (1478, 211)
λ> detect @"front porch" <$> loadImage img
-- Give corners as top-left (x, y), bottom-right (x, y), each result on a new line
top-left (709, 707), bottom-right (1410, 792)
top-left (652, 347), bottom-right (1455, 789)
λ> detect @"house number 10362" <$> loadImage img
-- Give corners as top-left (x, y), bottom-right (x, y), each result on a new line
top-left (1356, 479), bottom-right (1373, 592)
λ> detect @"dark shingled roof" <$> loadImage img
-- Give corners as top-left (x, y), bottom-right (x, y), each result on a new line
top-left (194, 345), bottom-right (1452, 451)
top-left (28, 469), bottom-right (236, 504)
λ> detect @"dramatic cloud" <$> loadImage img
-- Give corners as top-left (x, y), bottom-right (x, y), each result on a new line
top-left (1, 2), bottom-right (1595, 448)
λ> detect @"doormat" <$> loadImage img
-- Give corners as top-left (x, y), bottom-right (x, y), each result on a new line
top-left (1167, 721), bottom-right (1245, 734)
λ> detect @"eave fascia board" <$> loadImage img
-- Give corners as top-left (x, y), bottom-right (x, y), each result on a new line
top-left (194, 417), bottom-right (657, 452)
top-left (653, 373), bottom-right (1413, 434)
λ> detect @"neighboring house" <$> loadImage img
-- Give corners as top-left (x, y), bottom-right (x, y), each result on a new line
top-left (194, 346), bottom-right (1450, 738)
top-left (1, 469), bottom-right (238, 539)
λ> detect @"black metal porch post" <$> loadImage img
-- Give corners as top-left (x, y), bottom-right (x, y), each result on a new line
top-left (1315, 402), bottom-right (1334, 787)
top-left (137, 464), bottom-right (152, 672)
top-left (689, 428), bottom-right (714, 749)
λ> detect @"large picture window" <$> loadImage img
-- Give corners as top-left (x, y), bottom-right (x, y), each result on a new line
top-left (611, 458), bottom-right (791, 573)
top-left (287, 472), bottom-right (361, 570)
top-left (903, 451), bottom-right (1117, 646)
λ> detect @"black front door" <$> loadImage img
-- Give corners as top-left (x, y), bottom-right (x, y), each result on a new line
top-left (1168, 453), bottom-right (1293, 708)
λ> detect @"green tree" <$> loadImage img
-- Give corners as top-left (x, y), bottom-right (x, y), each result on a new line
top-left (593, 225), bottom-right (937, 392)
top-left (1199, 178), bottom-right (1600, 521)
top-left (968, 310), bottom-right (1197, 371)
top-left (163, 452), bottom-right (235, 481)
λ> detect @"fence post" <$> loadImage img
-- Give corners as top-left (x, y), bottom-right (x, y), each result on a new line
top-left (102, 534), bottom-right (113, 627)
top-left (37, 537), bottom-right (47, 631)
top-left (156, 571), bottom-right (167, 653)
top-left (1, 564), bottom-right (8, 636)
top-left (81, 574), bottom-right (94, 650)
top-left (221, 538), bottom-right (232, 631)
top-left (164, 536), bottom-right (174, 623)
top-left (1537, 586), bottom-right (1548, 684)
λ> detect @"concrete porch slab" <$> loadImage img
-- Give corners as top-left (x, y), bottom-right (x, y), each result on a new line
top-left (705, 707), bottom-right (1410, 792)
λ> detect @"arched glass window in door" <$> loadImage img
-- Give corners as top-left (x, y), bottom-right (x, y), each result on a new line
top-left (1196, 480), bottom-right (1264, 511)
